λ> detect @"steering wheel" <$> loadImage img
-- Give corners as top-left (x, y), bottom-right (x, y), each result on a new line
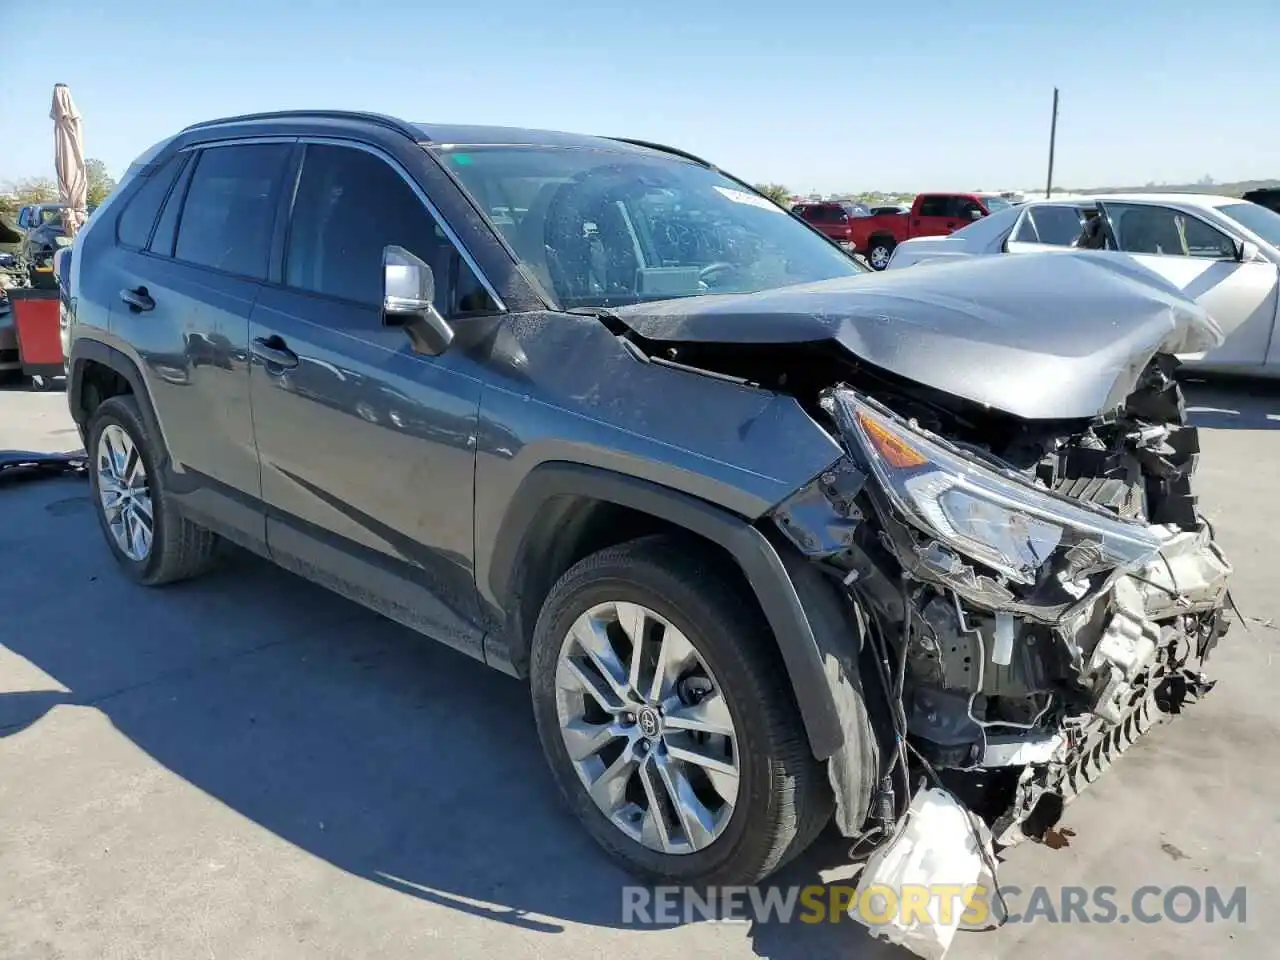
top-left (698, 261), bottom-right (739, 287)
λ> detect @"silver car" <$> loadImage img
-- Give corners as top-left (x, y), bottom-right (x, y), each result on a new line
top-left (888, 194), bottom-right (1280, 374)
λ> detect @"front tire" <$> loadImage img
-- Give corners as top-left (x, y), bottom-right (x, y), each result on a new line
top-left (87, 395), bottom-right (221, 585)
top-left (530, 535), bottom-right (832, 884)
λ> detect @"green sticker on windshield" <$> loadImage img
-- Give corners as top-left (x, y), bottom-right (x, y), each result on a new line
top-left (451, 153), bottom-right (473, 165)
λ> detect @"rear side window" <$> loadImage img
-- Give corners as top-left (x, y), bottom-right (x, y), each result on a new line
top-left (284, 143), bottom-right (496, 315)
top-left (174, 143), bottom-right (291, 280)
top-left (115, 155), bottom-right (184, 249)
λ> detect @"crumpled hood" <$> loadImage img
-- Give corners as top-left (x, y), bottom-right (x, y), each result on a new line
top-left (611, 252), bottom-right (1222, 420)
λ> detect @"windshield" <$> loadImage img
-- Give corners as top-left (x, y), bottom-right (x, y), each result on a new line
top-left (982, 195), bottom-right (1013, 213)
top-left (440, 144), bottom-right (866, 308)
top-left (1218, 202), bottom-right (1280, 250)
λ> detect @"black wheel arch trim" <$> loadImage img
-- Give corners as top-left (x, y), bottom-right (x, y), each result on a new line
top-left (489, 461), bottom-right (849, 760)
top-left (67, 339), bottom-right (166, 448)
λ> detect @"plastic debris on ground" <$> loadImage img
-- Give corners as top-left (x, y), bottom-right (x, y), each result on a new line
top-left (850, 787), bottom-right (996, 960)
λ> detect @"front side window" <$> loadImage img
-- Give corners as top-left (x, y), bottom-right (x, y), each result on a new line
top-left (284, 143), bottom-right (495, 315)
top-left (174, 143), bottom-right (291, 280)
top-left (1108, 203), bottom-right (1235, 259)
top-left (439, 144), bottom-right (864, 308)
top-left (917, 196), bottom-right (949, 217)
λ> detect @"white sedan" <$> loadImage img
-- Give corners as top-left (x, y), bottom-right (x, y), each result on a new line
top-left (887, 193), bottom-right (1280, 374)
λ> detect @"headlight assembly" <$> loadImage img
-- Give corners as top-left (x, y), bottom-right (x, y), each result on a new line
top-left (829, 390), bottom-right (1164, 584)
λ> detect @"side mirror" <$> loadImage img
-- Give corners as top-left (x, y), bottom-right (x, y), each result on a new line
top-left (1238, 239), bottom-right (1261, 263)
top-left (382, 245), bottom-right (453, 356)
top-left (969, 209), bottom-right (984, 221)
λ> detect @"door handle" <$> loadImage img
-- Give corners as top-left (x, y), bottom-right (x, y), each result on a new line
top-left (912, 219), bottom-right (921, 226)
top-left (252, 336), bottom-right (298, 370)
top-left (119, 286), bottom-right (154, 312)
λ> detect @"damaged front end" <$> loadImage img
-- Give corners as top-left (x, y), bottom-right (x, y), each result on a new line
top-left (770, 357), bottom-right (1232, 850)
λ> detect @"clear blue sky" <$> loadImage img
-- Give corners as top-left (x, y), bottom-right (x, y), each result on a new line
top-left (2, 0), bottom-right (1276, 194)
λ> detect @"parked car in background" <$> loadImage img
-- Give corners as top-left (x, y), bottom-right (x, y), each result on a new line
top-left (868, 203), bottom-right (910, 217)
top-left (0, 286), bottom-right (16, 377)
top-left (841, 192), bottom-right (1014, 269)
top-left (1242, 188), bottom-right (1280, 215)
top-left (63, 109), bottom-right (1231, 890)
top-left (887, 194), bottom-right (1280, 373)
top-left (791, 200), bottom-right (870, 249)
top-left (16, 203), bottom-right (85, 284)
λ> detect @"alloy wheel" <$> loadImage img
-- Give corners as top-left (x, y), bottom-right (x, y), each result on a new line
top-left (554, 601), bottom-right (740, 855)
top-left (869, 245), bottom-right (892, 270)
top-left (97, 423), bottom-right (153, 561)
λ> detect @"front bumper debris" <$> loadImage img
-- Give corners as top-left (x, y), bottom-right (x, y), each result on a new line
top-left (993, 524), bottom-right (1230, 845)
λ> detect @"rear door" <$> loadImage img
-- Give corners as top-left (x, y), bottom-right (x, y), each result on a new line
top-left (1106, 202), bottom-right (1280, 368)
top-left (248, 139), bottom-right (497, 656)
top-left (109, 139), bottom-right (293, 544)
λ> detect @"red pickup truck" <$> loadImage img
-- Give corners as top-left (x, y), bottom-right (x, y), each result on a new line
top-left (796, 192), bottom-right (1014, 269)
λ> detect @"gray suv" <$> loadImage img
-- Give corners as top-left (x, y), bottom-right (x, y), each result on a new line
top-left (66, 111), bottom-right (1232, 885)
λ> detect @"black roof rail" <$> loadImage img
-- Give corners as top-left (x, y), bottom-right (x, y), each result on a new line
top-left (605, 137), bottom-right (717, 170)
top-left (181, 109), bottom-right (420, 140)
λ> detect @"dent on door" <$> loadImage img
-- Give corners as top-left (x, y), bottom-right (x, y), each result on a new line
top-left (1129, 254), bottom-right (1280, 367)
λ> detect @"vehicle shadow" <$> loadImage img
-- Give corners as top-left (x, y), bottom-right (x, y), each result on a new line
top-left (0, 482), bottom-right (907, 960)
top-left (1183, 379), bottom-right (1280, 430)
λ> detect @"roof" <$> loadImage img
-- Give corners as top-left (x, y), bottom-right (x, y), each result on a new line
top-left (181, 111), bottom-right (707, 165)
top-left (412, 123), bottom-right (635, 150)
top-left (1038, 192), bottom-right (1245, 208)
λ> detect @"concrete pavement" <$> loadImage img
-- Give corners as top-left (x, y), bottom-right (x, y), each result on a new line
top-left (1, 379), bottom-right (1276, 959)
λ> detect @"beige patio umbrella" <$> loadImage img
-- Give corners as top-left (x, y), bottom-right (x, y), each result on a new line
top-left (50, 83), bottom-right (87, 238)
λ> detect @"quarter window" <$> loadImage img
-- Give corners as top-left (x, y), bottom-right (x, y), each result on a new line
top-left (115, 154), bottom-right (185, 249)
top-left (148, 155), bottom-right (196, 258)
top-left (173, 143), bottom-right (291, 280)
top-left (284, 143), bottom-right (495, 315)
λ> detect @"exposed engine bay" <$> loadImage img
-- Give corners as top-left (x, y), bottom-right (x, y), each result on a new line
top-left (771, 354), bottom-right (1231, 850)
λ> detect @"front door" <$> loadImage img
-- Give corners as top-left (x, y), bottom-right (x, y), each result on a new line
top-left (1106, 202), bottom-right (1280, 369)
top-left (248, 141), bottom-right (497, 657)
top-left (912, 195), bottom-right (961, 237)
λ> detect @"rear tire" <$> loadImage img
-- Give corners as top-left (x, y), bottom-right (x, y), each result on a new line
top-left (530, 534), bottom-right (832, 885)
top-left (867, 237), bottom-right (896, 270)
top-left (87, 395), bottom-right (221, 585)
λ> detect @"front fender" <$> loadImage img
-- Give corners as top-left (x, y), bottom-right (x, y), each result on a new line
top-left (485, 461), bottom-right (852, 760)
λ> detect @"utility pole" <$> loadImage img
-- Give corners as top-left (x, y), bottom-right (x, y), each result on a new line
top-left (1045, 87), bottom-right (1059, 199)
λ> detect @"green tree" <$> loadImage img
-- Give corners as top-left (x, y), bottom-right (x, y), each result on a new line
top-left (86, 158), bottom-right (117, 208)
top-left (753, 183), bottom-right (793, 207)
